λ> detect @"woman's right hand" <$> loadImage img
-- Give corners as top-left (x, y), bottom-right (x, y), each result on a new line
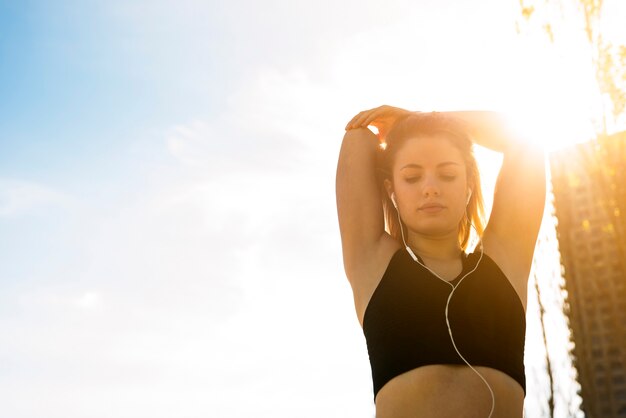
top-left (344, 105), bottom-right (413, 141)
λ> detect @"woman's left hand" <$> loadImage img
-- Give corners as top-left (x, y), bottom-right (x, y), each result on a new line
top-left (345, 105), bottom-right (413, 142)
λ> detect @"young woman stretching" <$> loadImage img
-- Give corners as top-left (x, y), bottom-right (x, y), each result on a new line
top-left (336, 105), bottom-right (546, 417)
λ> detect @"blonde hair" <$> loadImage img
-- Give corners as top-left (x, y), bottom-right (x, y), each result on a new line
top-left (376, 113), bottom-right (485, 251)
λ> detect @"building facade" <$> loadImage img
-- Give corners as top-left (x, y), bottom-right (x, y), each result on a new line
top-left (550, 132), bottom-right (626, 417)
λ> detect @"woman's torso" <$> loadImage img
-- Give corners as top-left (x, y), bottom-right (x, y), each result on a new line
top-left (352, 236), bottom-right (527, 418)
top-left (374, 364), bottom-right (524, 418)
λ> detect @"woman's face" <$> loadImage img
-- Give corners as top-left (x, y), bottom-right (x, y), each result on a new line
top-left (387, 136), bottom-right (469, 239)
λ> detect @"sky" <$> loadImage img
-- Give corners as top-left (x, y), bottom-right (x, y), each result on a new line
top-left (0, 0), bottom-right (624, 417)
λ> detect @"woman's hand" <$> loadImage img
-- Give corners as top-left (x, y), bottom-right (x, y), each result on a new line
top-left (345, 105), bottom-right (413, 142)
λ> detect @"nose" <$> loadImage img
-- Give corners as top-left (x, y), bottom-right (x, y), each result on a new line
top-left (422, 174), bottom-right (440, 198)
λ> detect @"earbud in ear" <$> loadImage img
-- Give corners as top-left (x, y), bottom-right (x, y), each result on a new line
top-left (391, 192), bottom-right (398, 209)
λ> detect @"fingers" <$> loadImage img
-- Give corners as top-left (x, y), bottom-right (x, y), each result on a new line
top-left (345, 105), bottom-right (389, 130)
top-left (360, 107), bottom-right (386, 128)
top-left (344, 112), bottom-right (363, 130)
top-left (345, 110), bottom-right (370, 130)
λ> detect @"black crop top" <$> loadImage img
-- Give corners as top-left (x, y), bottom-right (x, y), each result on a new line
top-left (362, 248), bottom-right (526, 401)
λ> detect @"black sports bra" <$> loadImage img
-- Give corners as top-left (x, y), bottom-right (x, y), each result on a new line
top-left (362, 248), bottom-right (526, 401)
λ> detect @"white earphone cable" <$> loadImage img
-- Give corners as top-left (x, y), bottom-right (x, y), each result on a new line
top-left (395, 207), bottom-right (495, 418)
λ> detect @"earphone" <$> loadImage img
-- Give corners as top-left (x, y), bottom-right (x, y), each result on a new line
top-left (390, 191), bottom-right (494, 418)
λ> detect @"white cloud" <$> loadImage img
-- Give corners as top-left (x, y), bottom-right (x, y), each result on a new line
top-left (72, 291), bottom-right (103, 310)
top-left (0, 178), bottom-right (79, 217)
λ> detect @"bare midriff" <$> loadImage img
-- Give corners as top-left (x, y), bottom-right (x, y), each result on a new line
top-left (374, 364), bottom-right (524, 418)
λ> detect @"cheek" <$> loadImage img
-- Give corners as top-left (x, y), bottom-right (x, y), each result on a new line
top-left (449, 184), bottom-right (469, 212)
top-left (396, 182), bottom-right (416, 196)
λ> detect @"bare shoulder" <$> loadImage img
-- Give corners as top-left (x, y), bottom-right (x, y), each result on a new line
top-left (346, 233), bottom-right (402, 327)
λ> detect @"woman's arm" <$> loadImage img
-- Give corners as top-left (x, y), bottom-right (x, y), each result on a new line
top-left (337, 106), bottom-right (412, 282)
top-left (336, 127), bottom-right (385, 281)
top-left (444, 111), bottom-right (522, 152)
top-left (449, 111), bottom-right (546, 284)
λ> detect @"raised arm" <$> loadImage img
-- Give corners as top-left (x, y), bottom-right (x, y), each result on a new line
top-left (336, 106), bottom-right (412, 283)
top-left (444, 111), bottom-right (526, 152)
top-left (336, 127), bottom-right (386, 281)
top-left (447, 111), bottom-right (546, 294)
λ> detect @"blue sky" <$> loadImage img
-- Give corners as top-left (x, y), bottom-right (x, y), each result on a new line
top-left (3, 0), bottom-right (620, 416)
top-left (0, 1), bottom-right (221, 179)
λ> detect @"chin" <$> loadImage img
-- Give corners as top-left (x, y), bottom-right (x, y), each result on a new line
top-left (411, 222), bottom-right (457, 237)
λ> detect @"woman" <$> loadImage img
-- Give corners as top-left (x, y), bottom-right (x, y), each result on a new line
top-left (335, 105), bottom-right (545, 418)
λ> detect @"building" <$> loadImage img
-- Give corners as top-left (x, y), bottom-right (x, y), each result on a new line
top-left (550, 132), bottom-right (626, 417)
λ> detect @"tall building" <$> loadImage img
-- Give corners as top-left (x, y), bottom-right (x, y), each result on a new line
top-left (550, 132), bottom-right (626, 417)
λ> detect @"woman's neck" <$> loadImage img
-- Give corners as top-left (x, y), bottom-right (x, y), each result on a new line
top-left (407, 232), bottom-right (462, 261)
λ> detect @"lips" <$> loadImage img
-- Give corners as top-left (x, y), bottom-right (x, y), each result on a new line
top-left (419, 203), bottom-right (445, 212)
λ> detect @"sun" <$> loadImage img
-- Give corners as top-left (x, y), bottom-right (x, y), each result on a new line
top-left (502, 25), bottom-right (606, 152)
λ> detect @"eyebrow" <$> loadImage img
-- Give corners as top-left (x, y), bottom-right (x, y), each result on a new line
top-left (401, 162), bottom-right (461, 170)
